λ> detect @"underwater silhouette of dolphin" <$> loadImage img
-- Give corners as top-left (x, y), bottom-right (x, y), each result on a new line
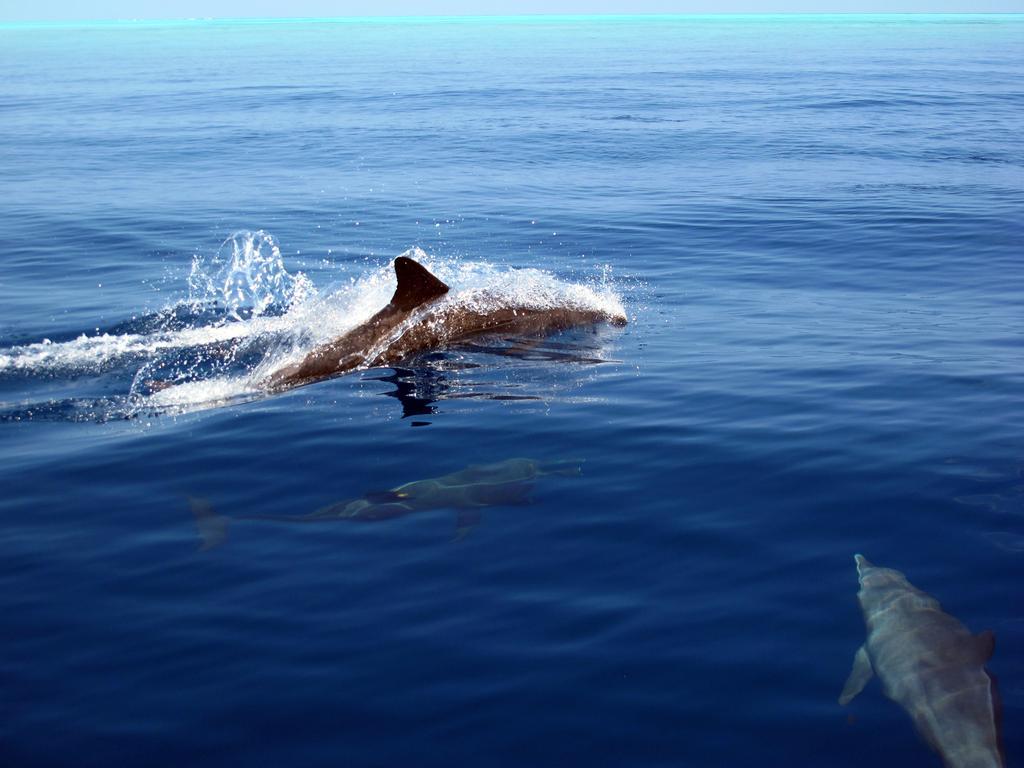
top-left (839, 554), bottom-right (1005, 768)
top-left (191, 457), bottom-right (583, 548)
top-left (264, 256), bottom-right (625, 392)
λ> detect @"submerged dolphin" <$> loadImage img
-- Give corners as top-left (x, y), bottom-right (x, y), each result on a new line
top-left (192, 457), bottom-right (583, 548)
top-left (839, 554), bottom-right (1005, 768)
top-left (264, 256), bottom-right (626, 392)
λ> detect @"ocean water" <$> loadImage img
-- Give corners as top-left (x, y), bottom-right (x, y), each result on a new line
top-left (1, 14), bottom-right (1022, 767)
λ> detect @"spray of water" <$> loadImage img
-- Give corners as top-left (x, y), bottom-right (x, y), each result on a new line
top-left (0, 234), bottom-right (626, 420)
top-left (188, 230), bottom-right (314, 321)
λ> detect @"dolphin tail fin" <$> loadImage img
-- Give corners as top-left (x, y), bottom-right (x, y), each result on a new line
top-left (839, 644), bottom-right (874, 706)
top-left (453, 508), bottom-right (482, 542)
top-left (539, 458), bottom-right (585, 477)
top-left (390, 256), bottom-right (450, 311)
top-left (189, 496), bottom-right (230, 551)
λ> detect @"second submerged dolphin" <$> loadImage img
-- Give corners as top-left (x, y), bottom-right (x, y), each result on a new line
top-left (264, 255), bottom-right (626, 392)
top-left (839, 554), bottom-right (1005, 768)
top-left (192, 457), bottom-right (583, 548)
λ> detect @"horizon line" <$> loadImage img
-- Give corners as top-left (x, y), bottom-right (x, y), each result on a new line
top-left (2, 11), bottom-right (1023, 28)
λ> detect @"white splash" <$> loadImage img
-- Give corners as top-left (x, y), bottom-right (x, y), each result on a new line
top-left (0, 324), bottom-right (246, 374)
top-left (0, 237), bottom-right (626, 418)
top-left (0, 231), bottom-right (311, 375)
top-left (188, 230), bottom-right (314, 321)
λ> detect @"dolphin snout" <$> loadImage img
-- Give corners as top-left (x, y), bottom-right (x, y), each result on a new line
top-left (854, 553), bottom-right (874, 574)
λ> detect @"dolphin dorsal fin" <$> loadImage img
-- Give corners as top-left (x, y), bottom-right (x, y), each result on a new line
top-left (390, 256), bottom-right (449, 311)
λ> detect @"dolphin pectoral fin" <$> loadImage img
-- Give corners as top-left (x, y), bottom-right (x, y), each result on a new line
top-left (390, 256), bottom-right (449, 311)
top-left (973, 629), bottom-right (996, 663)
top-left (189, 496), bottom-right (229, 551)
top-left (839, 645), bottom-right (874, 706)
top-left (453, 509), bottom-right (482, 542)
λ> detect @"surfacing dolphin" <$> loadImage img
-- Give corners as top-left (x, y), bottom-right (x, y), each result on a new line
top-left (264, 256), bottom-right (626, 392)
top-left (192, 457), bottom-right (583, 549)
top-left (839, 554), bottom-right (1005, 768)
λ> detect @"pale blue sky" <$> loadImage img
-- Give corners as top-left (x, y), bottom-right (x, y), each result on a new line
top-left (2, 0), bottom-right (1022, 22)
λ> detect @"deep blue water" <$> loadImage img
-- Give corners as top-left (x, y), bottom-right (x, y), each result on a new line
top-left (1, 14), bottom-right (1022, 767)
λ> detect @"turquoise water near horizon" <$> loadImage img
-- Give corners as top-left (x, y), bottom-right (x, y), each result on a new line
top-left (1, 14), bottom-right (1022, 767)
top-left (3, 12), bottom-right (1023, 30)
